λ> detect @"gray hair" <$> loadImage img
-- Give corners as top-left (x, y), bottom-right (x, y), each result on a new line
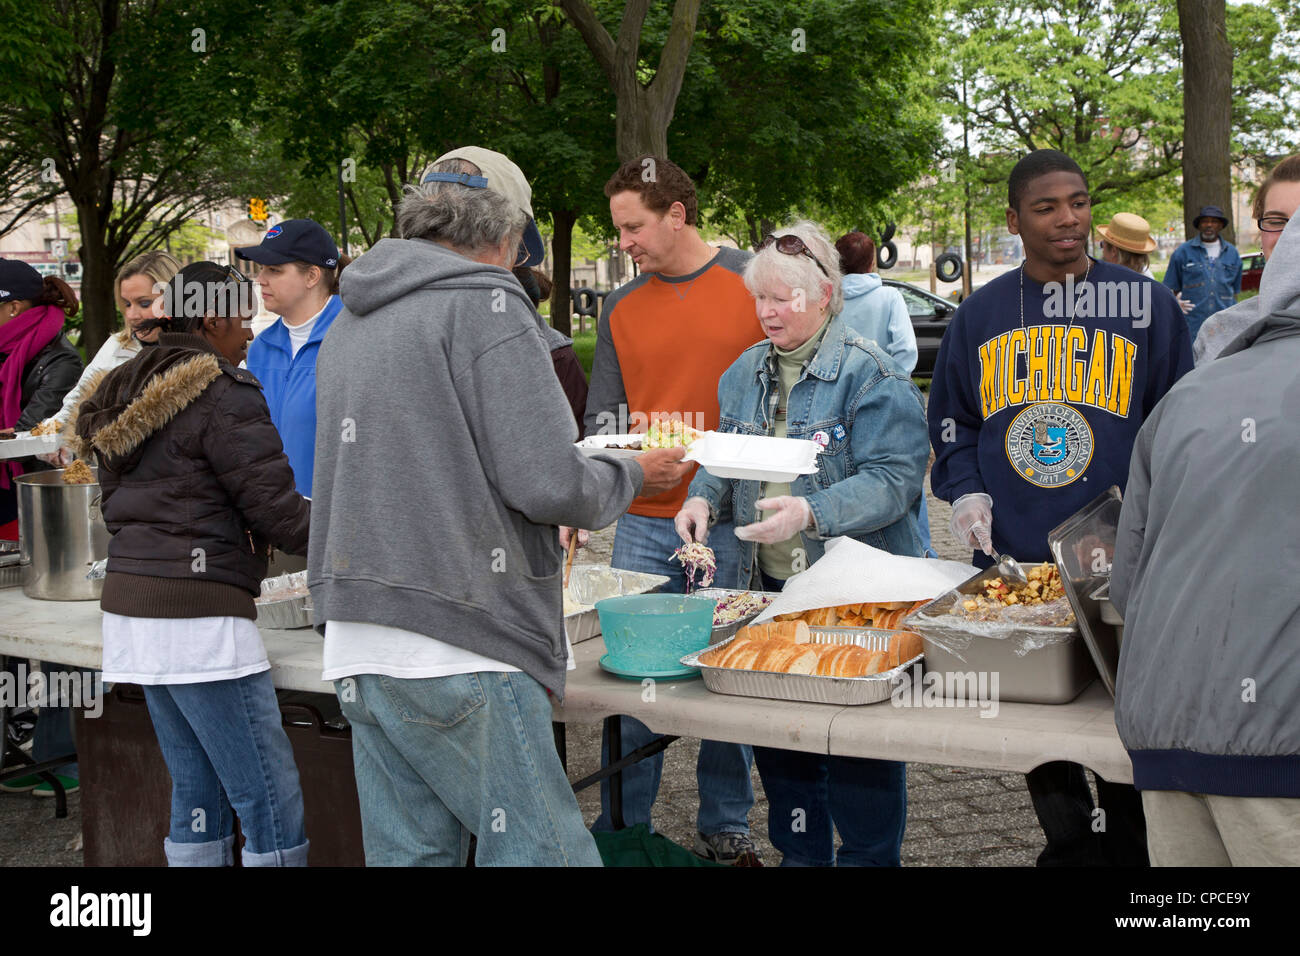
top-left (744, 220), bottom-right (844, 316)
top-left (397, 158), bottom-right (526, 258)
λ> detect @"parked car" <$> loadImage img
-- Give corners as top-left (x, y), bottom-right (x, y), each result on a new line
top-left (881, 279), bottom-right (957, 377)
top-left (1241, 251), bottom-right (1265, 292)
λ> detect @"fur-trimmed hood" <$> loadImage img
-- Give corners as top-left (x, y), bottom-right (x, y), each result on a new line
top-left (74, 334), bottom-right (229, 471)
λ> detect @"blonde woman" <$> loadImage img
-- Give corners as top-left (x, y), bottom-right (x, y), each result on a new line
top-left (40, 251), bottom-right (181, 464)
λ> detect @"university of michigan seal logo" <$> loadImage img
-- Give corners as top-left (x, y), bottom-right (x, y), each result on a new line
top-left (1005, 403), bottom-right (1094, 487)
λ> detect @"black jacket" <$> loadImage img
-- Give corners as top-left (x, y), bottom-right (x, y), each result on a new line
top-left (1, 333), bottom-right (83, 430)
top-left (75, 333), bottom-right (309, 619)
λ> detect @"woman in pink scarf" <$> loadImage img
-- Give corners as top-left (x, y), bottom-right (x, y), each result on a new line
top-left (0, 259), bottom-right (83, 537)
top-left (0, 258), bottom-right (84, 800)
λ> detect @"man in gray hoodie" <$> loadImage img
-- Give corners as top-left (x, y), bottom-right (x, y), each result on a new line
top-left (307, 147), bottom-right (689, 866)
top-left (1110, 208), bottom-right (1300, 865)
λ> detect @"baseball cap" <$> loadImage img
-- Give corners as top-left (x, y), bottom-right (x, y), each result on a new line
top-left (234, 219), bottom-right (339, 268)
top-left (0, 258), bottom-right (46, 304)
top-left (423, 146), bottom-right (545, 267)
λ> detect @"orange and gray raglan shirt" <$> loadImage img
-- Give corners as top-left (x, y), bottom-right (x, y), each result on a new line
top-left (583, 247), bottom-right (762, 518)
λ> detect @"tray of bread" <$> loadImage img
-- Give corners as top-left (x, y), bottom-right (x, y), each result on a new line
top-left (680, 621), bottom-right (924, 705)
top-left (770, 599), bottom-right (932, 630)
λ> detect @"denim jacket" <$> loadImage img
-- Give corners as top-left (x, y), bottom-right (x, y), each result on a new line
top-left (687, 315), bottom-right (930, 589)
top-left (1162, 237), bottom-right (1242, 341)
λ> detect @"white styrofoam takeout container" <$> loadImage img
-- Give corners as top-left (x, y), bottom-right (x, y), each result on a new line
top-left (685, 432), bottom-right (820, 483)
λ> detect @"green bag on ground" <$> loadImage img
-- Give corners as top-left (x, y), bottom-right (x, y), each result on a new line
top-left (592, 824), bottom-right (724, 867)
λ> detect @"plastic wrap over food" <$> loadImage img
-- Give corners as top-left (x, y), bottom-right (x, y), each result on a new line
top-left (907, 569), bottom-right (1077, 661)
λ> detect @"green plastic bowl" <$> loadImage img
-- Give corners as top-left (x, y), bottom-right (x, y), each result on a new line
top-left (595, 594), bottom-right (717, 674)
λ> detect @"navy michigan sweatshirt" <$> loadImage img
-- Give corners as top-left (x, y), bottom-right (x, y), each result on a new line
top-left (928, 258), bottom-right (1194, 564)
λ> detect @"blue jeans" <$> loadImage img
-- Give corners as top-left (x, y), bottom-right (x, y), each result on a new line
top-left (594, 512), bottom-right (755, 835)
top-left (754, 569), bottom-right (906, 866)
top-left (142, 671), bottom-right (308, 867)
top-left (752, 746), bottom-right (906, 866)
top-left (2, 658), bottom-right (84, 780)
top-left (918, 494), bottom-right (937, 558)
top-left (337, 671), bottom-right (601, 866)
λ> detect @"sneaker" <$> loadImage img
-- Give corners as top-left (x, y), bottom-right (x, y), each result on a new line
top-left (32, 775), bottom-right (79, 797)
top-left (694, 831), bottom-right (763, 867)
top-left (0, 774), bottom-right (42, 794)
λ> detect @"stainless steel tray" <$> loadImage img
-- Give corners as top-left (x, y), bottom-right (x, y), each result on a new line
top-left (906, 564), bottom-right (1077, 654)
top-left (1049, 486), bottom-right (1124, 698)
top-left (564, 565), bottom-right (671, 644)
top-left (680, 626), bottom-right (923, 706)
top-left (690, 587), bottom-right (780, 645)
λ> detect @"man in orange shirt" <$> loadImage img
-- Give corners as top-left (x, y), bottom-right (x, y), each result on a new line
top-left (582, 156), bottom-right (765, 864)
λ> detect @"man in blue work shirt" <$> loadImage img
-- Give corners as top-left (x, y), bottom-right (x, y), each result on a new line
top-left (1162, 205), bottom-right (1242, 342)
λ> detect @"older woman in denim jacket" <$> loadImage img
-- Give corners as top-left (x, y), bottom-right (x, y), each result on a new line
top-left (674, 221), bottom-right (930, 866)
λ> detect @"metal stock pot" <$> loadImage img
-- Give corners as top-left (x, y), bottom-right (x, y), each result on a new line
top-left (15, 467), bottom-right (109, 600)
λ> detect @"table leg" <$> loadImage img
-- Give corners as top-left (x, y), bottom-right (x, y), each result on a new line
top-left (552, 721), bottom-right (567, 772)
top-left (607, 716), bottom-right (623, 830)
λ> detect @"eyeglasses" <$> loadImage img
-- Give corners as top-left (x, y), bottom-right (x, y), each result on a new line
top-left (1258, 215), bottom-right (1290, 233)
top-left (758, 234), bottom-right (829, 278)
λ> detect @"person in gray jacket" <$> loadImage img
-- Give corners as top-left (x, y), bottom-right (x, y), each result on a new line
top-left (1110, 207), bottom-right (1300, 866)
top-left (307, 146), bottom-right (689, 867)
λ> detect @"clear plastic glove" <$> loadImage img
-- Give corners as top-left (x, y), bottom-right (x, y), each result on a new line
top-left (674, 497), bottom-right (711, 545)
top-left (37, 446), bottom-right (73, 467)
top-left (734, 496), bottom-right (812, 545)
top-left (950, 492), bottom-right (994, 556)
top-left (1174, 292), bottom-right (1194, 315)
top-left (558, 527), bottom-right (589, 550)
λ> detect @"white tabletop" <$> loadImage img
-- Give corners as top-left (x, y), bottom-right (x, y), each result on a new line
top-left (0, 588), bottom-right (1132, 781)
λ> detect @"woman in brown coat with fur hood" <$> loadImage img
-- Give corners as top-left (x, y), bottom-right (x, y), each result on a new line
top-left (75, 262), bottom-right (312, 867)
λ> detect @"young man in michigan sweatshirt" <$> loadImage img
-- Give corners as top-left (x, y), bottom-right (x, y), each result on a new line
top-left (927, 150), bottom-right (1194, 866)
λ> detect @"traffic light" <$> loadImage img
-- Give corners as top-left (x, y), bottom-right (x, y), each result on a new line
top-left (248, 197), bottom-right (268, 222)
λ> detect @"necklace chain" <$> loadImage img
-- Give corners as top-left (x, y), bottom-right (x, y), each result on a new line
top-left (1019, 258), bottom-right (1092, 398)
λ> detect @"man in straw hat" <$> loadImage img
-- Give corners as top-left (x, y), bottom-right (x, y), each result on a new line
top-left (1096, 212), bottom-right (1158, 277)
top-left (307, 146), bottom-right (691, 866)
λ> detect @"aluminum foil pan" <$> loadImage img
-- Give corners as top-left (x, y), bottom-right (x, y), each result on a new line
top-left (690, 587), bottom-right (780, 645)
top-left (0, 558), bottom-right (22, 590)
top-left (564, 565), bottom-right (671, 644)
top-left (255, 570), bottom-right (313, 629)
top-left (680, 626), bottom-right (923, 706)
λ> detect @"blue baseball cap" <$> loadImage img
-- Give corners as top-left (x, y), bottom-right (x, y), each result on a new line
top-left (235, 219), bottom-right (339, 269)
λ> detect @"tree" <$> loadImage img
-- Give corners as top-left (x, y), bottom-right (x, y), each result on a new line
top-left (678, 0), bottom-right (942, 248)
top-left (559, 0), bottom-right (702, 160)
top-left (1176, 0), bottom-right (1233, 240)
top-left (0, 0), bottom-right (273, 356)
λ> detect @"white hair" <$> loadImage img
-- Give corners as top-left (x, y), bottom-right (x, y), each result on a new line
top-left (744, 220), bottom-right (843, 316)
top-left (397, 157), bottom-right (526, 257)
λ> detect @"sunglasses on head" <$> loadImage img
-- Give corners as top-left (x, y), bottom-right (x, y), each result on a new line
top-left (759, 233), bottom-right (829, 277)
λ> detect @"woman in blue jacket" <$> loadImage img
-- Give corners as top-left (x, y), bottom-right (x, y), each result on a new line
top-left (675, 222), bottom-right (930, 866)
top-left (236, 219), bottom-right (349, 498)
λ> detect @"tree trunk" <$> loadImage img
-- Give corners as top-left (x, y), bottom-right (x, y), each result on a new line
top-left (74, 203), bottom-right (116, 359)
top-left (550, 208), bottom-right (577, 337)
top-left (1177, 0), bottom-right (1234, 241)
top-left (560, 0), bottom-right (702, 161)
